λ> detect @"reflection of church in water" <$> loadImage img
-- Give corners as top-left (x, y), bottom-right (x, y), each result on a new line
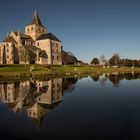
top-left (0, 77), bottom-right (77, 128)
top-left (0, 78), bottom-right (62, 127)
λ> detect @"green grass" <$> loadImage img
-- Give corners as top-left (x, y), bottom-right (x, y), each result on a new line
top-left (0, 64), bottom-right (46, 72)
top-left (51, 65), bottom-right (140, 75)
top-left (0, 64), bottom-right (140, 79)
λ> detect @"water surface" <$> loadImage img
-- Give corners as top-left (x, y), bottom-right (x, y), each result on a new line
top-left (0, 73), bottom-right (140, 139)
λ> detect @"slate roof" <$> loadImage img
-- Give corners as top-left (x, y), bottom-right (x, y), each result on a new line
top-left (37, 33), bottom-right (61, 42)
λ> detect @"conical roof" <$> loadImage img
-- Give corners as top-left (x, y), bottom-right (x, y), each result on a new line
top-left (31, 10), bottom-right (43, 26)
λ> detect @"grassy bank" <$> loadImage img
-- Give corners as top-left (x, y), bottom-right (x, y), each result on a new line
top-left (0, 64), bottom-right (140, 79)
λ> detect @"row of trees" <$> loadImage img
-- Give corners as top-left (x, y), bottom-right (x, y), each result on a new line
top-left (62, 51), bottom-right (77, 64)
top-left (91, 54), bottom-right (140, 67)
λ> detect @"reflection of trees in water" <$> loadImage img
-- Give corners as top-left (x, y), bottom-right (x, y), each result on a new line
top-left (63, 77), bottom-right (78, 93)
top-left (91, 74), bottom-right (100, 81)
top-left (107, 73), bottom-right (140, 87)
top-left (91, 73), bottom-right (140, 87)
top-left (99, 74), bottom-right (108, 86)
top-left (108, 74), bottom-right (121, 87)
top-left (133, 73), bottom-right (140, 79)
top-left (91, 74), bottom-right (108, 86)
top-left (124, 73), bottom-right (133, 80)
top-left (124, 73), bottom-right (140, 80)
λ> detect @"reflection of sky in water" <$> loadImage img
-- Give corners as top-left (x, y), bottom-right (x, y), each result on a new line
top-left (0, 75), bottom-right (140, 139)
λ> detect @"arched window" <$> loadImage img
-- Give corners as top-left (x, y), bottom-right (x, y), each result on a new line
top-left (31, 27), bottom-right (34, 30)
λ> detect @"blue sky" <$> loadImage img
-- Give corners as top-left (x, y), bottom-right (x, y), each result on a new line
top-left (0, 0), bottom-right (140, 63)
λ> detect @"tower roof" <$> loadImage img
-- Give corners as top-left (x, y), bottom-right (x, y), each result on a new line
top-left (31, 10), bottom-right (43, 26)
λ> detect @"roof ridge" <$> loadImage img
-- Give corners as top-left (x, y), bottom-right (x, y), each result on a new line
top-left (36, 33), bottom-right (61, 42)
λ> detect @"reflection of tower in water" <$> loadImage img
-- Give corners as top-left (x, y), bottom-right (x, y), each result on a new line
top-left (0, 78), bottom-right (63, 130)
top-left (26, 103), bottom-right (48, 131)
top-left (26, 78), bottom-right (63, 130)
top-left (0, 77), bottom-right (77, 130)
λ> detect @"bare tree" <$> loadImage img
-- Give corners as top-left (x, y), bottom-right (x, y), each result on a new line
top-left (18, 46), bottom-right (30, 65)
top-left (100, 55), bottom-right (107, 65)
top-left (18, 46), bottom-right (38, 65)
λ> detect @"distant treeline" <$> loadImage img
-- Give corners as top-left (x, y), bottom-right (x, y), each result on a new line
top-left (90, 53), bottom-right (140, 67)
top-left (62, 51), bottom-right (140, 67)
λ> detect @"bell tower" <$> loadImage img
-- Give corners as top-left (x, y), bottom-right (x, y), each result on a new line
top-left (25, 10), bottom-right (47, 41)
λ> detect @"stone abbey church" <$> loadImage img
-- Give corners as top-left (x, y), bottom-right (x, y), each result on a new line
top-left (0, 10), bottom-right (62, 65)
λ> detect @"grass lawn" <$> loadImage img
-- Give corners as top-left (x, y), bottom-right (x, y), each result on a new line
top-left (0, 64), bottom-right (140, 78)
top-left (0, 64), bottom-right (45, 72)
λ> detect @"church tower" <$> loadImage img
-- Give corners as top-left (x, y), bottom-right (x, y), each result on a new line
top-left (25, 10), bottom-right (47, 41)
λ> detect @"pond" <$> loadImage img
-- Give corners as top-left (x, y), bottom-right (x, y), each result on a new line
top-left (0, 73), bottom-right (140, 139)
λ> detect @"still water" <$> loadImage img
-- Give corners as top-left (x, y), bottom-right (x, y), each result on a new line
top-left (0, 73), bottom-right (140, 139)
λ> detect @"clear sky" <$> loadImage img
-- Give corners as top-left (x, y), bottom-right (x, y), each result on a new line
top-left (0, 0), bottom-right (140, 63)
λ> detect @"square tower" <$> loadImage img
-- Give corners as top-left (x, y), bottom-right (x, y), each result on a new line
top-left (25, 10), bottom-right (47, 41)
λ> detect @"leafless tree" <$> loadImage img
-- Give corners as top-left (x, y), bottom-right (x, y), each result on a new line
top-left (100, 55), bottom-right (107, 65)
top-left (18, 46), bottom-right (36, 65)
top-left (18, 46), bottom-right (30, 65)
